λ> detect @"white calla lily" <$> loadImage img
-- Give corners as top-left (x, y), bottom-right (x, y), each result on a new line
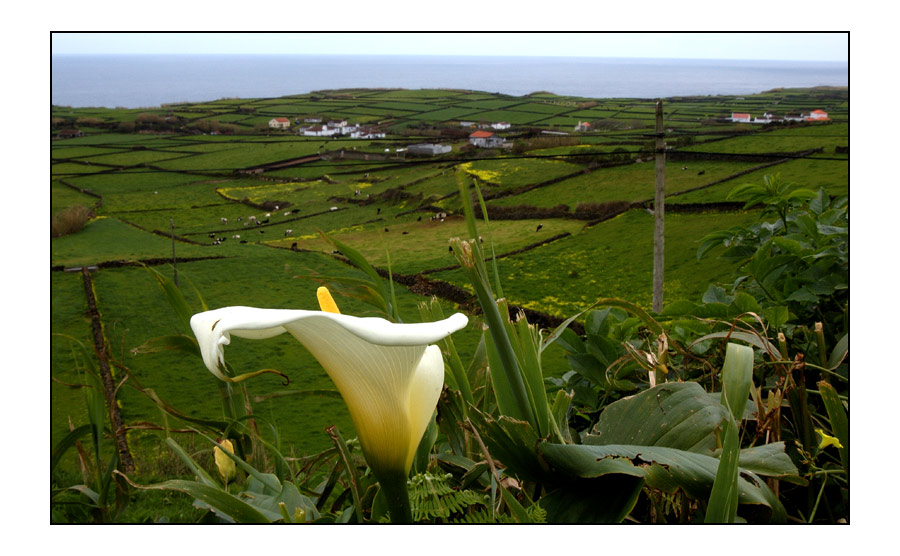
top-left (189, 297), bottom-right (468, 477)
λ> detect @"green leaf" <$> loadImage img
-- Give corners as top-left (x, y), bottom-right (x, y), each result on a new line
top-left (817, 381), bottom-right (849, 474)
top-left (706, 343), bottom-right (754, 523)
top-left (51, 424), bottom-right (93, 476)
top-left (827, 333), bottom-right (849, 370)
top-left (721, 343), bottom-right (754, 424)
top-left (735, 442), bottom-right (804, 484)
top-left (145, 265), bottom-right (194, 335)
top-left (538, 442), bottom-right (785, 522)
top-left (119, 475), bottom-right (272, 523)
top-left (467, 407), bottom-right (549, 483)
top-left (589, 382), bottom-right (730, 455)
top-left (762, 306), bottom-right (790, 329)
top-left (702, 284), bottom-right (733, 305)
top-left (706, 417), bottom-right (741, 523)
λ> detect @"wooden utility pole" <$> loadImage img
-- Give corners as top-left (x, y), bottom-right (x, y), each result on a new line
top-left (652, 100), bottom-right (666, 313)
top-left (170, 218), bottom-right (178, 286)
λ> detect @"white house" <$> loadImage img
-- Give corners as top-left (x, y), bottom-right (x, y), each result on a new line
top-left (303, 125), bottom-right (338, 137)
top-left (730, 113), bottom-right (752, 123)
top-left (806, 110), bottom-right (830, 121)
top-left (459, 121), bottom-right (474, 127)
top-left (469, 130), bottom-right (503, 148)
top-left (269, 117), bottom-right (291, 129)
top-left (491, 122), bottom-right (511, 130)
top-left (350, 128), bottom-right (386, 139)
top-left (574, 121), bottom-right (592, 132)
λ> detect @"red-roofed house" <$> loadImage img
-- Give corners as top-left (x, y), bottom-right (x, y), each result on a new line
top-left (806, 110), bottom-right (830, 121)
top-left (269, 117), bottom-right (291, 129)
top-left (469, 130), bottom-right (503, 148)
top-left (731, 113), bottom-right (752, 123)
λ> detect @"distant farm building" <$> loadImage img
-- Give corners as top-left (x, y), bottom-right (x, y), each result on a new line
top-left (491, 122), bottom-right (511, 130)
top-left (302, 125), bottom-right (338, 137)
top-left (55, 129), bottom-right (84, 139)
top-left (469, 130), bottom-right (504, 148)
top-left (574, 121), bottom-right (592, 131)
top-left (408, 143), bottom-right (452, 156)
top-left (730, 113), bottom-right (752, 123)
top-left (269, 117), bottom-right (291, 129)
top-left (806, 109), bottom-right (830, 121)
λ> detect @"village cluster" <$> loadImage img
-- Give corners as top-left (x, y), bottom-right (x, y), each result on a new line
top-left (729, 109), bottom-right (829, 124)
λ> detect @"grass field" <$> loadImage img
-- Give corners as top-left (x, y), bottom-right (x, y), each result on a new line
top-left (51, 87), bottom-right (849, 488)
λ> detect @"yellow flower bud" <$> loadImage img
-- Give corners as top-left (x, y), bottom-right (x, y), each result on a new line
top-left (317, 286), bottom-right (341, 314)
top-left (214, 438), bottom-right (237, 483)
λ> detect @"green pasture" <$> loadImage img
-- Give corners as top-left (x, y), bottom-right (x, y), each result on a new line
top-left (51, 216), bottom-right (216, 267)
top-left (487, 159), bottom-right (759, 207)
top-left (51, 182), bottom-right (98, 214)
top-left (670, 157), bottom-right (849, 203)
top-left (268, 215), bottom-right (585, 275)
top-left (51, 87), bottom-right (849, 482)
top-left (432, 209), bottom-right (759, 318)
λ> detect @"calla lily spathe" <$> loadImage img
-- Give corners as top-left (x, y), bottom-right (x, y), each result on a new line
top-left (190, 302), bottom-right (468, 476)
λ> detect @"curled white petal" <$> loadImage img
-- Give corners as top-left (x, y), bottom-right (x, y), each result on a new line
top-left (190, 306), bottom-right (468, 474)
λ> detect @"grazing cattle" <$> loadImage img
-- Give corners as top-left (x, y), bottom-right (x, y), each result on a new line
top-left (261, 218), bottom-right (269, 224)
top-left (209, 233), bottom-right (216, 238)
top-left (417, 216), bottom-right (422, 221)
top-left (240, 240), bottom-right (247, 244)
top-left (285, 229), bottom-right (293, 237)
top-left (291, 242), bottom-right (298, 251)
top-left (232, 235), bottom-right (240, 239)
top-left (698, 170), bottom-right (706, 175)
top-left (265, 213), bottom-right (271, 217)
top-left (377, 208), bottom-right (381, 215)
top-left (384, 228), bottom-right (389, 232)
top-left (248, 215), bottom-right (257, 222)
top-left (330, 206), bottom-right (338, 211)
top-left (291, 209), bottom-right (300, 214)
top-left (259, 230), bottom-right (265, 234)
top-left (402, 231), bottom-right (409, 235)
top-left (221, 217), bottom-right (228, 223)
top-left (284, 212), bottom-right (291, 216)
top-left (681, 166), bottom-right (687, 171)
top-left (536, 224), bottom-right (543, 232)
top-left (448, 245), bottom-right (453, 253)
top-left (237, 217), bottom-right (242, 222)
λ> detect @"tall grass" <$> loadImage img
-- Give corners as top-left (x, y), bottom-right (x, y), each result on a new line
top-left (51, 205), bottom-right (92, 238)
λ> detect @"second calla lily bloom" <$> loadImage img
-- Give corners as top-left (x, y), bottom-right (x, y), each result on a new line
top-left (189, 294), bottom-right (468, 478)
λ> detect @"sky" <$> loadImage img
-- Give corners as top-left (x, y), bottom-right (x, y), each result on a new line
top-left (50, 32), bottom-right (849, 62)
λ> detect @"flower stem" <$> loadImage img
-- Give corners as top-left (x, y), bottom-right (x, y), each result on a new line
top-left (378, 470), bottom-right (413, 524)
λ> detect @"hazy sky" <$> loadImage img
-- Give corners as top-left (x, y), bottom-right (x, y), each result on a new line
top-left (51, 32), bottom-right (848, 62)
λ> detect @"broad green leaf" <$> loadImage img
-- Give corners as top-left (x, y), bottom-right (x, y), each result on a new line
top-left (735, 442), bottom-right (804, 484)
top-left (589, 382), bottom-right (730, 455)
top-left (538, 443), bottom-right (785, 522)
top-left (690, 331), bottom-right (780, 360)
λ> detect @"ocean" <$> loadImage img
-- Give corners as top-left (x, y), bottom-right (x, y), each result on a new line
top-left (51, 54), bottom-right (849, 109)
